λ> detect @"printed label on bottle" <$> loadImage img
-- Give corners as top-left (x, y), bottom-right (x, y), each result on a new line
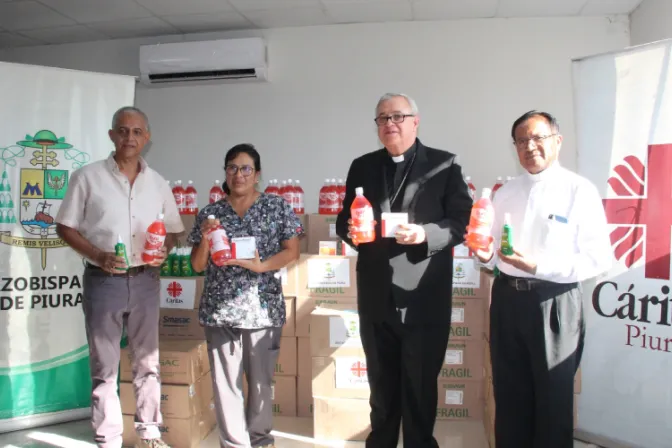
top-left (352, 206), bottom-right (374, 222)
top-left (471, 207), bottom-right (493, 225)
top-left (208, 229), bottom-right (230, 253)
top-left (186, 193), bottom-right (197, 208)
top-left (173, 193), bottom-right (184, 206)
top-left (210, 192), bottom-right (223, 203)
top-left (327, 192), bottom-right (340, 210)
top-left (145, 233), bottom-right (166, 249)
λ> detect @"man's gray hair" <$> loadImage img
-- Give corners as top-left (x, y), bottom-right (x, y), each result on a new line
top-left (111, 106), bottom-right (150, 132)
top-left (376, 93), bottom-right (419, 116)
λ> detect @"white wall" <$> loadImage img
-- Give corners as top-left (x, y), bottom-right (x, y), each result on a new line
top-left (630, 0), bottom-right (672, 46)
top-left (0, 17), bottom-right (630, 213)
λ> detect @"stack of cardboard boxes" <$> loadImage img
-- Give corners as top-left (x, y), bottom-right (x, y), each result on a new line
top-left (481, 272), bottom-right (582, 448)
top-left (119, 215), bottom-right (218, 448)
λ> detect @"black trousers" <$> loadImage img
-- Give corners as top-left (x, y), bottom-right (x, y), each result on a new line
top-left (490, 276), bottom-right (585, 448)
top-left (359, 314), bottom-right (451, 448)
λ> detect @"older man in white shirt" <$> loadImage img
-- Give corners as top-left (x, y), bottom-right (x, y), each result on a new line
top-left (56, 106), bottom-right (183, 448)
top-left (466, 111), bottom-right (612, 448)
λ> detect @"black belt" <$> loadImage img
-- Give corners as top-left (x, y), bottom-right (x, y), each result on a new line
top-left (498, 272), bottom-right (552, 291)
top-left (85, 262), bottom-right (149, 277)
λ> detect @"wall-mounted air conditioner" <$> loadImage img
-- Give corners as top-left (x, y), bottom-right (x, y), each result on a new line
top-left (139, 37), bottom-right (267, 86)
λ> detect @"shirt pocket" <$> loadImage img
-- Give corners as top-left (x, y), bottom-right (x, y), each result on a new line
top-left (541, 216), bottom-right (574, 254)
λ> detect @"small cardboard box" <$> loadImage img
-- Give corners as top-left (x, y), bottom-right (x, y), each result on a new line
top-left (282, 297), bottom-right (296, 337)
top-left (297, 374), bottom-right (313, 418)
top-left (158, 309), bottom-right (205, 341)
top-left (231, 236), bottom-right (256, 259)
top-left (306, 214), bottom-right (339, 254)
top-left (159, 277), bottom-right (204, 310)
top-left (381, 212), bottom-right (408, 237)
top-left (439, 339), bottom-right (485, 382)
top-left (276, 337), bottom-right (297, 377)
top-left (450, 297), bottom-right (485, 340)
top-left (310, 306), bottom-right (364, 358)
top-left (297, 254), bottom-right (358, 298)
top-left (436, 380), bottom-right (484, 421)
top-left (311, 356), bottom-right (369, 400)
top-left (313, 397), bottom-right (371, 442)
top-left (121, 340), bottom-right (210, 385)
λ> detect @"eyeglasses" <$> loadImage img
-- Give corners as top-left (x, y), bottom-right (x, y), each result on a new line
top-left (225, 164), bottom-right (254, 176)
top-left (514, 134), bottom-right (557, 148)
top-left (374, 114), bottom-right (415, 126)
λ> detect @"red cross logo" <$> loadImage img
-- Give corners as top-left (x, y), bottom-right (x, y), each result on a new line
top-left (167, 281), bottom-right (183, 298)
top-left (603, 144), bottom-right (672, 280)
top-left (350, 361), bottom-right (367, 378)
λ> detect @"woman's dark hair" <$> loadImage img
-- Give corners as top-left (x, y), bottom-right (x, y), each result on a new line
top-left (510, 110), bottom-right (560, 141)
top-left (223, 143), bottom-right (262, 194)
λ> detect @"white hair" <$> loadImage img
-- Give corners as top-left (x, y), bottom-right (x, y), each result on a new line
top-left (376, 93), bottom-right (419, 115)
top-left (112, 106), bottom-right (150, 132)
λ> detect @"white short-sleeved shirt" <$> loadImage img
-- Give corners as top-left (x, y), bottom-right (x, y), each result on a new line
top-left (56, 152), bottom-right (184, 267)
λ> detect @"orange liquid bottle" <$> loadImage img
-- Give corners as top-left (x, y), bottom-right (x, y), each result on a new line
top-left (141, 214), bottom-right (167, 263)
top-left (350, 187), bottom-right (375, 245)
top-left (205, 215), bottom-right (232, 266)
top-left (466, 187), bottom-right (495, 251)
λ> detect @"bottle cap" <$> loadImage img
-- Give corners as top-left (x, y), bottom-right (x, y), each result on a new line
top-left (207, 214), bottom-right (216, 220)
top-left (215, 179), bottom-right (220, 184)
top-left (188, 180), bottom-right (193, 185)
top-left (117, 234), bottom-right (123, 244)
top-left (355, 187), bottom-right (364, 196)
top-left (157, 213), bottom-right (165, 220)
top-left (466, 175), bottom-right (472, 181)
top-left (481, 187), bottom-right (492, 198)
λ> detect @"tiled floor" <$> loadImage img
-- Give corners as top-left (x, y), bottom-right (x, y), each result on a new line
top-left (0, 417), bottom-right (600, 448)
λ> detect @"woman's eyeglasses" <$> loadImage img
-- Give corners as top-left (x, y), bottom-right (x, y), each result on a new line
top-left (225, 164), bottom-right (254, 177)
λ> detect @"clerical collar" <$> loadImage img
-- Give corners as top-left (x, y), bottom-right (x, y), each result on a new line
top-left (525, 161), bottom-right (560, 183)
top-left (387, 142), bottom-right (417, 164)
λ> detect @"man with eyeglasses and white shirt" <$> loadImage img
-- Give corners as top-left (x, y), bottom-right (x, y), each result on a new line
top-left (336, 93), bottom-right (472, 447)
top-left (465, 110), bottom-right (612, 448)
top-left (56, 106), bottom-right (183, 448)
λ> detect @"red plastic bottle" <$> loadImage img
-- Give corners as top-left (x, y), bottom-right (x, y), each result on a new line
top-left (318, 179), bottom-right (330, 214)
top-left (350, 187), bottom-right (376, 245)
top-left (337, 178), bottom-right (346, 212)
top-left (185, 180), bottom-right (198, 215)
top-left (466, 188), bottom-right (495, 251)
top-left (172, 180), bottom-right (185, 215)
top-left (293, 180), bottom-right (305, 215)
top-left (492, 177), bottom-right (504, 200)
top-left (327, 178), bottom-right (339, 215)
top-left (465, 175), bottom-right (476, 202)
top-left (205, 215), bottom-right (232, 266)
top-left (209, 180), bottom-right (225, 204)
top-left (141, 214), bottom-right (167, 263)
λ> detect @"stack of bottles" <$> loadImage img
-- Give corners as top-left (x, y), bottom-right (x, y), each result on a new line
top-left (318, 178), bottom-right (345, 215)
top-left (170, 180), bottom-right (226, 215)
top-left (160, 246), bottom-right (203, 277)
top-left (264, 178), bottom-right (305, 215)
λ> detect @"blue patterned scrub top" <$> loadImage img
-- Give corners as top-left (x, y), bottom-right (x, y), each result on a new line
top-left (187, 193), bottom-right (304, 329)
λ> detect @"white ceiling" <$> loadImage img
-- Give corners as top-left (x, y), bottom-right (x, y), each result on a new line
top-left (0, 0), bottom-right (643, 49)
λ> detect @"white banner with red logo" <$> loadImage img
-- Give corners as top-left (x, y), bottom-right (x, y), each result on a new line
top-left (573, 40), bottom-right (672, 448)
